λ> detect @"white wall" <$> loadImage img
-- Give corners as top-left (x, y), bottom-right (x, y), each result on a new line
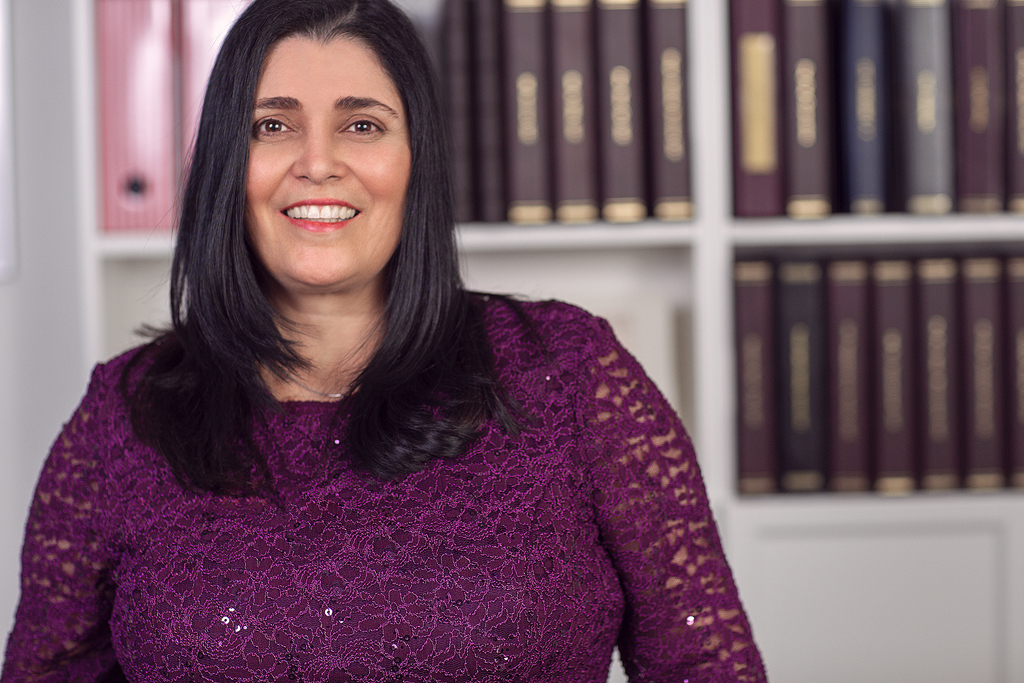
top-left (0, 0), bottom-right (87, 639)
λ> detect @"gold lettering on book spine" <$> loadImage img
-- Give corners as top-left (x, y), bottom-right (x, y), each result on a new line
top-left (926, 315), bottom-right (950, 442)
top-left (609, 66), bottom-right (633, 146)
top-left (741, 334), bottom-right (764, 429)
top-left (738, 33), bottom-right (777, 173)
top-left (917, 70), bottom-right (937, 133)
top-left (516, 72), bottom-right (539, 145)
top-left (795, 58), bottom-right (817, 147)
top-left (974, 319), bottom-right (996, 439)
top-left (837, 319), bottom-right (859, 443)
top-left (661, 49), bottom-right (685, 161)
top-left (790, 323), bottom-right (811, 433)
top-left (970, 66), bottom-right (990, 133)
top-left (855, 58), bottom-right (877, 141)
top-left (561, 70), bottom-right (585, 144)
top-left (882, 329), bottom-right (904, 433)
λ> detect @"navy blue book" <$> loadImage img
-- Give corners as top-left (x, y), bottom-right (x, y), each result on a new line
top-left (839, 0), bottom-right (889, 214)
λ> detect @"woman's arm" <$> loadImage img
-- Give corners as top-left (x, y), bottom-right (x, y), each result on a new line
top-left (1, 367), bottom-right (123, 682)
top-left (582, 317), bottom-right (767, 683)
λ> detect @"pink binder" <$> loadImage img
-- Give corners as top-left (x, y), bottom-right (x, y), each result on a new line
top-left (96, 0), bottom-right (176, 232)
top-left (181, 0), bottom-right (251, 168)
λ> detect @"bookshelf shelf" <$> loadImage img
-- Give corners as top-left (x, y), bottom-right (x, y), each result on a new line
top-left (730, 214), bottom-right (1024, 247)
top-left (97, 231), bottom-right (176, 259)
top-left (458, 220), bottom-right (695, 252)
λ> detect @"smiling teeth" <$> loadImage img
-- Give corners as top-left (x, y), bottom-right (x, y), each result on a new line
top-left (286, 205), bottom-right (358, 221)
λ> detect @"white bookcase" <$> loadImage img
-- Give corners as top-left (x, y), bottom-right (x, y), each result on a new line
top-left (71, 0), bottom-right (1024, 681)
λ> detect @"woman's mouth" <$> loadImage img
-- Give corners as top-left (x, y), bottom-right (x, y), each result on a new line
top-left (284, 204), bottom-right (360, 222)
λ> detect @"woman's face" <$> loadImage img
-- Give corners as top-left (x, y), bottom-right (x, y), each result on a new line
top-left (245, 36), bottom-right (411, 308)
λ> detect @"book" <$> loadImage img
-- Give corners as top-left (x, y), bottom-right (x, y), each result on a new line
top-left (777, 261), bottom-right (827, 492)
top-left (838, 0), bottom-right (889, 214)
top-left (953, 0), bottom-right (1006, 212)
top-left (1007, 257), bottom-right (1024, 487)
top-left (730, 0), bottom-right (785, 217)
top-left (551, 0), bottom-right (600, 223)
top-left (180, 0), bottom-right (251, 171)
top-left (503, 0), bottom-right (552, 223)
top-left (96, 0), bottom-right (177, 231)
top-left (442, 0), bottom-right (476, 223)
top-left (827, 260), bottom-right (870, 491)
top-left (646, 0), bottom-right (692, 220)
top-left (472, 0), bottom-right (507, 222)
top-left (735, 261), bottom-right (778, 493)
top-left (596, 0), bottom-right (648, 222)
top-left (961, 257), bottom-right (1006, 489)
top-left (1009, 0), bottom-right (1024, 213)
top-left (872, 260), bottom-right (916, 493)
top-left (894, 0), bottom-right (955, 214)
top-left (782, 0), bottom-right (834, 218)
top-left (916, 258), bottom-right (961, 490)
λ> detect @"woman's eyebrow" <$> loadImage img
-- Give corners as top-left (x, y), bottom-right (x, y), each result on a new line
top-left (334, 96), bottom-right (399, 119)
top-left (254, 96), bottom-right (301, 110)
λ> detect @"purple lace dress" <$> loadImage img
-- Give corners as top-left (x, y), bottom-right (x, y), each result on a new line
top-left (1, 300), bottom-right (766, 682)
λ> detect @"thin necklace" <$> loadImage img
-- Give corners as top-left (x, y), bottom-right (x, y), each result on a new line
top-left (290, 377), bottom-right (347, 399)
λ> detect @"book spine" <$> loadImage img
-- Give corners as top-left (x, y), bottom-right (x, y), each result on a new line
top-left (777, 261), bottom-right (827, 492)
top-left (473, 0), bottom-right (507, 222)
top-left (596, 0), bottom-right (648, 222)
top-left (839, 0), bottom-right (889, 214)
top-left (443, 0), bottom-right (477, 223)
top-left (961, 257), bottom-right (1006, 489)
top-left (730, 0), bottom-right (785, 217)
top-left (896, 0), bottom-right (955, 214)
top-left (1007, 257), bottom-right (1024, 487)
top-left (96, 0), bottom-right (177, 231)
top-left (735, 261), bottom-right (778, 494)
top-left (550, 0), bottom-right (600, 223)
top-left (782, 0), bottom-right (834, 218)
top-left (953, 0), bottom-right (1006, 212)
top-left (916, 258), bottom-right (961, 490)
top-left (826, 260), bottom-right (870, 491)
top-left (503, 0), bottom-right (552, 223)
top-left (872, 260), bottom-right (916, 493)
top-left (1008, 0), bottom-right (1024, 213)
top-left (646, 0), bottom-right (692, 220)
top-left (180, 0), bottom-right (251, 171)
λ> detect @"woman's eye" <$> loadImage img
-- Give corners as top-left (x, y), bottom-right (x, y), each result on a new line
top-left (253, 118), bottom-right (288, 138)
top-left (348, 120), bottom-right (381, 135)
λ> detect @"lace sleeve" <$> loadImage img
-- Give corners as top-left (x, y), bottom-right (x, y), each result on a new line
top-left (583, 319), bottom-right (766, 682)
top-left (1, 367), bottom-right (122, 681)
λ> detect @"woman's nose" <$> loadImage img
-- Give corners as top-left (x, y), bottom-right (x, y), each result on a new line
top-left (292, 129), bottom-right (344, 183)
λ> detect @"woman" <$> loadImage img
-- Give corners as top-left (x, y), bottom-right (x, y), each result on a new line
top-left (1, 0), bottom-right (767, 680)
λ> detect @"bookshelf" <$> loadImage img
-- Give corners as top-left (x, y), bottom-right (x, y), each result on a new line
top-left (70, 0), bottom-right (1024, 681)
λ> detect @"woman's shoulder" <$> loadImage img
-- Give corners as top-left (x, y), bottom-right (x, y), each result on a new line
top-left (479, 295), bottom-right (610, 355)
top-left (87, 343), bottom-right (151, 398)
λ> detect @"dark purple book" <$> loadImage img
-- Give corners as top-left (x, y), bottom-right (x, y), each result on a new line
top-left (916, 258), bottom-right (960, 490)
top-left (961, 257), bottom-right (1006, 489)
top-left (1007, 257), bottom-right (1024, 487)
top-left (735, 261), bottom-right (778, 493)
top-left (872, 260), bottom-right (916, 494)
top-left (953, 0), bottom-right (1006, 212)
top-left (730, 0), bottom-right (785, 217)
top-left (827, 261), bottom-right (870, 491)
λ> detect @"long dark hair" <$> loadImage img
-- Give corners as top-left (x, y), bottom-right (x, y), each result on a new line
top-left (123, 0), bottom-right (518, 493)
